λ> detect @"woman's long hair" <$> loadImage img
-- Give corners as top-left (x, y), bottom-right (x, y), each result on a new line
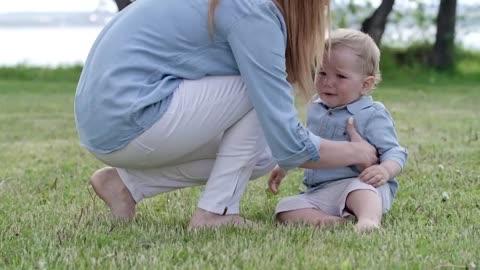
top-left (209, 0), bottom-right (331, 98)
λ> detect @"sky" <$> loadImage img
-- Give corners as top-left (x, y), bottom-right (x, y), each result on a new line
top-left (0, 0), bottom-right (478, 13)
top-left (0, 0), bottom-right (117, 13)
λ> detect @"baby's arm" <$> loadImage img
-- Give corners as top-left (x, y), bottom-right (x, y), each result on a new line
top-left (268, 165), bottom-right (287, 194)
top-left (360, 106), bottom-right (408, 186)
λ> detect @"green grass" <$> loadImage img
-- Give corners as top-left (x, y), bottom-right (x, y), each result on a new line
top-left (0, 65), bottom-right (479, 269)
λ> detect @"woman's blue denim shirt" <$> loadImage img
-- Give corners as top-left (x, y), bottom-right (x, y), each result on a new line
top-left (75, 0), bottom-right (320, 169)
top-left (303, 96), bottom-right (408, 196)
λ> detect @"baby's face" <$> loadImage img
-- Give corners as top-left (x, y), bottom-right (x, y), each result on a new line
top-left (315, 46), bottom-right (371, 108)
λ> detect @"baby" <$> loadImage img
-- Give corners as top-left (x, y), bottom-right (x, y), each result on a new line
top-left (269, 28), bottom-right (408, 232)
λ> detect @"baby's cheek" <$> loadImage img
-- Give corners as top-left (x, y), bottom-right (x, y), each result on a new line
top-left (314, 78), bottom-right (323, 89)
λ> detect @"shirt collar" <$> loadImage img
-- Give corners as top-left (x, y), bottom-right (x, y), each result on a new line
top-left (313, 95), bottom-right (374, 115)
top-left (346, 96), bottom-right (374, 114)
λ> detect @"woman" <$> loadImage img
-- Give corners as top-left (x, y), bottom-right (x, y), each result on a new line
top-left (75, 0), bottom-right (378, 229)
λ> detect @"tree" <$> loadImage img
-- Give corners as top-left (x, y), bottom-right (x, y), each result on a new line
top-left (361, 0), bottom-right (395, 46)
top-left (430, 0), bottom-right (457, 70)
top-left (114, 0), bottom-right (132, 11)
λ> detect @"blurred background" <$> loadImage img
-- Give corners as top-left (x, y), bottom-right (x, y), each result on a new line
top-left (0, 0), bottom-right (478, 70)
top-left (0, 0), bottom-right (116, 66)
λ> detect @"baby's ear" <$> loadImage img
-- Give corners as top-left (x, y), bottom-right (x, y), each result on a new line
top-left (361, 76), bottom-right (376, 95)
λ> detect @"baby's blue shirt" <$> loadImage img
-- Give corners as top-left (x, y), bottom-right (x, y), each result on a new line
top-left (75, 0), bottom-right (320, 169)
top-left (303, 95), bottom-right (408, 196)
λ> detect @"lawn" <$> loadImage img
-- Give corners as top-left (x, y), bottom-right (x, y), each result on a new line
top-left (0, 71), bottom-right (479, 269)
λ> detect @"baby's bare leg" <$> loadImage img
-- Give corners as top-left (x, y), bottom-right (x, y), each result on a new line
top-left (277, 208), bottom-right (347, 227)
top-left (345, 189), bottom-right (382, 233)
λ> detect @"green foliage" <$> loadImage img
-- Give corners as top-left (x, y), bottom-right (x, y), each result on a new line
top-left (455, 48), bottom-right (480, 77)
top-left (3, 46), bottom-right (479, 87)
top-left (380, 45), bottom-right (480, 85)
top-left (0, 65), bottom-right (83, 82)
top-left (411, 2), bottom-right (432, 30)
top-left (332, 0), bottom-right (372, 29)
top-left (333, 0), bottom-right (476, 49)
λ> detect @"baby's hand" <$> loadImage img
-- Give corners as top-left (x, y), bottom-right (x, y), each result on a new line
top-left (359, 164), bottom-right (389, 187)
top-left (268, 165), bottom-right (287, 194)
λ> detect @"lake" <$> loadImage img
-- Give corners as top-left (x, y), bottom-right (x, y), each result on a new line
top-left (0, 25), bottom-right (479, 67)
top-left (0, 26), bottom-right (102, 67)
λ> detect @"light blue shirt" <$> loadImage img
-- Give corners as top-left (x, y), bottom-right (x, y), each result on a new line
top-left (74, 0), bottom-right (320, 169)
top-left (303, 96), bottom-right (408, 195)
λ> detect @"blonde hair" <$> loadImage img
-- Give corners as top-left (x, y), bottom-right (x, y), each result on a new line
top-left (208, 0), bottom-right (220, 40)
top-left (326, 28), bottom-right (382, 85)
top-left (209, 0), bottom-right (331, 99)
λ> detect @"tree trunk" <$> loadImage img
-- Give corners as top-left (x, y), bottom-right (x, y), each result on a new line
top-left (430, 0), bottom-right (457, 70)
top-left (114, 0), bottom-right (132, 11)
top-left (361, 0), bottom-right (395, 46)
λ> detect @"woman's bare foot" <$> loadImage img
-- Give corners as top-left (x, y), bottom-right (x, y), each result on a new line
top-left (90, 167), bottom-right (136, 219)
top-left (188, 208), bottom-right (255, 230)
top-left (354, 219), bottom-right (381, 233)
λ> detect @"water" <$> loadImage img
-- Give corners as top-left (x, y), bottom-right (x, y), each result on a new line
top-left (0, 25), bottom-right (479, 67)
top-left (0, 26), bottom-right (103, 67)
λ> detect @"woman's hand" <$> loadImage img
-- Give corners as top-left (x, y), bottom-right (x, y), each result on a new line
top-left (300, 117), bottom-right (378, 170)
top-left (346, 117), bottom-right (378, 171)
top-left (268, 165), bottom-right (287, 194)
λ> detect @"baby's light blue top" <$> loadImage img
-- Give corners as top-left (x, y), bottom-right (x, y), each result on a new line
top-left (303, 96), bottom-right (408, 195)
top-left (74, 0), bottom-right (320, 169)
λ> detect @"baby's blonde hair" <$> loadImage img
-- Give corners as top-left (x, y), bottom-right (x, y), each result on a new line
top-left (326, 28), bottom-right (381, 85)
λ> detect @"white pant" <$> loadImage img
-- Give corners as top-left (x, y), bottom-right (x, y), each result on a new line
top-left (94, 76), bottom-right (276, 215)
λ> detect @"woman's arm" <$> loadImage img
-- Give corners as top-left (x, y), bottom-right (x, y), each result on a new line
top-left (227, 4), bottom-right (320, 170)
top-left (226, 4), bottom-right (378, 171)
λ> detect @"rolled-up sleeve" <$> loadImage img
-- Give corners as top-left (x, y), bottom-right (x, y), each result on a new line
top-left (364, 108), bottom-right (408, 169)
top-left (226, 3), bottom-right (319, 169)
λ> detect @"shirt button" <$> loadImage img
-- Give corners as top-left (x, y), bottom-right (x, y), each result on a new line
top-left (328, 111), bottom-right (333, 116)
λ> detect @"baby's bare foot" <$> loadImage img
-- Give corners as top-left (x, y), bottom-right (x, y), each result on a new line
top-left (314, 216), bottom-right (348, 227)
top-left (90, 167), bottom-right (136, 219)
top-left (354, 219), bottom-right (381, 233)
top-left (188, 208), bottom-right (256, 230)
